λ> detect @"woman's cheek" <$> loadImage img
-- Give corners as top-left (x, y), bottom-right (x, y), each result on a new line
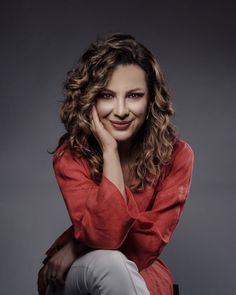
top-left (95, 101), bottom-right (113, 118)
top-left (131, 102), bottom-right (148, 117)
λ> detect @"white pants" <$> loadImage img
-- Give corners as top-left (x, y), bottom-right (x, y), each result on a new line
top-left (46, 249), bottom-right (150, 295)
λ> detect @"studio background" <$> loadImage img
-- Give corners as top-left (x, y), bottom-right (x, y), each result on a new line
top-left (1, 1), bottom-right (235, 294)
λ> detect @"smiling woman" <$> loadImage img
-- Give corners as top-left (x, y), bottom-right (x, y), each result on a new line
top-left (37, 32), bottom-right (194, 295)
top-left (94, 64), bottom-right (149, 157)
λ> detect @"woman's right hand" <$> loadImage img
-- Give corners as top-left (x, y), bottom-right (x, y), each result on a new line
top-left (41, 240), bottom-right (80, 292)
top-left (90, 105), bottom-right (118, 152)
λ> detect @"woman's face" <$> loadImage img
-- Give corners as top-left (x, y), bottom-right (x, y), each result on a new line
top-left (95, 64), bottom-right (149, 144)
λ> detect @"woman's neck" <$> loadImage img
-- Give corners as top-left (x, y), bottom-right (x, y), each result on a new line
top-left (118, 143), bottom-right (139, 170)
top-left (117, 142), bottom-right (132, 163)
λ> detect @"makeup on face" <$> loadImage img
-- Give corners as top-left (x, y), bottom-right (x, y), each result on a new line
top-left (95, 64), bottom-right (149, 141)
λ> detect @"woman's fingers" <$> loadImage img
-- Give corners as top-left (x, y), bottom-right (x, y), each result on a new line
top-left (56, 270), bottom-right (66, 287)
top-left (43, 257), bottom-right (67, 290)
top-left (90, 105), bottom-right (117, 151)
top-left (42, 263), bottom-right (49, 286)
top-left (90, 119), bottom-right (100, 144)
top-left (40, 240), bottom-right (80, 292)
top-left (92, 105), bottom-right (101, 127)
top-left (90, 107), bottom-right (102, 145)
top-left (47, 260), bottom-right (57, 282)
top-left (43, 259), bottom-right (58, 289)
top-left (91, 105), bottom-right (106, 132)
top-left (37, 265), bottom-right (48, 294)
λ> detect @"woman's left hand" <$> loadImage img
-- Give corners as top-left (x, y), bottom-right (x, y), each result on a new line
top-left (42, 240), bottom-right (79, 292)
top-left (90, 105), bottom-right (118, 152)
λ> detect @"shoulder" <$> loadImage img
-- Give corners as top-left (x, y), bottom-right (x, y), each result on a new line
top-left (158, 138), bottom-right (195, 189)
top-left (172, 137), bottom-right (194, 162)
top-left (162, 138), bottom-right (194, 179)
top-left (52, 142), bottom-right (90, 176)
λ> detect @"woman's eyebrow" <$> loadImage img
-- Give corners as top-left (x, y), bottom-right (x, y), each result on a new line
top-left (102, 88), bottom-right (145, 94)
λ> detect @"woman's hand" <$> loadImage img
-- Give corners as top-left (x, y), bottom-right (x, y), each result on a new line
top-left (37, 264), bottom-right (48, 295)
top-left (90, 105), bottom-right (117, 152)
top-left (42, 240), bottom-right (79, 292)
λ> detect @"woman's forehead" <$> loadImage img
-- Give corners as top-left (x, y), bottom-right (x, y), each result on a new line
top-left (105, 64), bottom-right (148, 90)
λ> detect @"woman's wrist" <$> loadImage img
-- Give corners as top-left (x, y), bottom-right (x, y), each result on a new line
top-left (73, 239), bottom-right (90, 255)
top-left (103, 147), bottom-right (118, 157)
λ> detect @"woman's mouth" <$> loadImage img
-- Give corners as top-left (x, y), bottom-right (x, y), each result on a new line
top-left (110, 120), bottom-right (132, 130)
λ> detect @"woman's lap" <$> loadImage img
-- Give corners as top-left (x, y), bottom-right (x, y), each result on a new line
top-left (46, 249), bottom-right (150, 295)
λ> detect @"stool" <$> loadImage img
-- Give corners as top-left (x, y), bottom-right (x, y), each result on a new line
top-left (173, 284), bottom-right (180, 295)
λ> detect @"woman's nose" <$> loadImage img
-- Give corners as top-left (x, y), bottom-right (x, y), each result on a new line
top-left (113, 98), bottom-right (129, 117)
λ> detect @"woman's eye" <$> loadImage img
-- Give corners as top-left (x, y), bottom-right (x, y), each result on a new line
top-left (98, 93), bottom-right (113, 99)
top-left (97, 92), bottom-right (144, 99)
top-left (128, 93), bottom-right (144, 98)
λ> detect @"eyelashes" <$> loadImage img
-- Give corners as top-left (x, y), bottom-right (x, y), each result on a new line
top-left (97, 92), bottom-right (144, 99)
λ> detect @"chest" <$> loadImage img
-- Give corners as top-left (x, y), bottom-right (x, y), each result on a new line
top-left (123, 173), bottom-right (131, 187)
top-left (122, 167), bottom-right (157, 211)
top-left (121, 165), bottom-right (132, 187)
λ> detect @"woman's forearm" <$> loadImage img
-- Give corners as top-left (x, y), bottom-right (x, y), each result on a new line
top-left (103, 148), bottom-right (127, 202)
top-left (73, 239), bottom-right (92, 255)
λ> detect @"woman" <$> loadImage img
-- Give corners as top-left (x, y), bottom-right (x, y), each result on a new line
top-left (37, 32), bottom-right (194, 295)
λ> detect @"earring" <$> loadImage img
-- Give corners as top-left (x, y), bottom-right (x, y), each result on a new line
top-left (146, 102), bottom-right (153, 120)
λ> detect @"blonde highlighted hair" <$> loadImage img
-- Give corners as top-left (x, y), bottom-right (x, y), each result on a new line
top-left (51, 32), bottom-right (177, 192)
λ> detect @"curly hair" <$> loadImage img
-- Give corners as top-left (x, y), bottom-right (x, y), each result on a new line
top-left (50, 32), bottom-right (177, 192)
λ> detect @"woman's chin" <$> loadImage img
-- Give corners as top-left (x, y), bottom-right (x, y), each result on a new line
top-left (109, 132), bottom-right (131, 140)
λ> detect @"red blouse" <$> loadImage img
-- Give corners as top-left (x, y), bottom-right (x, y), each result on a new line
top-left (38, 137), bottom-right (194, 295)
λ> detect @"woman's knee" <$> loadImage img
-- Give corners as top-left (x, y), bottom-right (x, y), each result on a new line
top-left (66, 250), bottom-right (149, 295)
top-left (73, 249), bottom-right (130, 274)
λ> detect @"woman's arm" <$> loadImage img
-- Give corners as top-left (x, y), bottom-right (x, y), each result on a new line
top-left (50, 106), bottom-right (140, 249)
top-left (120, 141), bottom-right (194, 270)
top-left (53, 148), bottom-right (140, 249)
top-left (38, 238), bottom-right (91, 295)
top-left (103, 148), bottom-right (127, 202)
top-left (52, 139), bottom-right (194, 257)
top-left (90, 105), bottom-right (126, 200)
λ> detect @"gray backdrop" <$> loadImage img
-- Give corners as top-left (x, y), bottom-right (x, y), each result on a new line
top-left (1, 1), bottom-right (235, 294)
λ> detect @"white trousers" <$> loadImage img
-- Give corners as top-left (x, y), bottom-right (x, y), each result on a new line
top-left (46, 249), bottom-right (150, 295)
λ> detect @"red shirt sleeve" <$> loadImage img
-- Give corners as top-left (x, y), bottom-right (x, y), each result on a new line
top-left (53, 147), bottom-right (141, 249)
top-left (120, 141), bottom-right (194, 269)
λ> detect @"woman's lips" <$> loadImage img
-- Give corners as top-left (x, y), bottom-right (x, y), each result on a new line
top-left (110, 121), bottom-right (132, 130)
